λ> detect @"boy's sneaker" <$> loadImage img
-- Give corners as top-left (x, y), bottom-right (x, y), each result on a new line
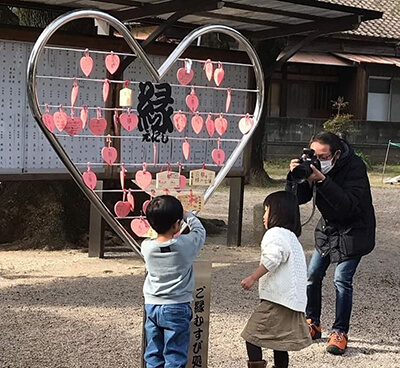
top-left (307, 319), bottom-right (322, 340)
top-left (326, 331), bottom-right (348, 355)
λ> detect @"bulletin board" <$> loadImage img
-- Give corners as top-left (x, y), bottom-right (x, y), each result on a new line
top-left (0, 39), bottom-right (250, 173)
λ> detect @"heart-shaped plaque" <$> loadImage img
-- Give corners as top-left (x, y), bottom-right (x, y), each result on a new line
top-left (191, 113), bottom-right (204, 135)
top-left (119, 111), bottom-right (139, 132)
top-left (27, 9), bottom-right (264, 256)
top-left (80, 49), bottom-right (94, 77)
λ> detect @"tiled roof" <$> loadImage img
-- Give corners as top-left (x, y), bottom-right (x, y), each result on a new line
top-left (327, 0), bottom-right (400, 40)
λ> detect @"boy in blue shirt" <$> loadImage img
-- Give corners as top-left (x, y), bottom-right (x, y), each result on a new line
top-left (141, 195), bottom-right (206, 368)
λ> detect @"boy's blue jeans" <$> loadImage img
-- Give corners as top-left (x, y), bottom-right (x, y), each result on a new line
top-left (144, 303), bottom-right (192, 368)
top-left (306, 249), bottom-right (361, 334)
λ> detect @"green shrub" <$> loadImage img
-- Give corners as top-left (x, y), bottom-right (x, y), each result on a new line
top-left (323, 97), bottom-right (353, 138)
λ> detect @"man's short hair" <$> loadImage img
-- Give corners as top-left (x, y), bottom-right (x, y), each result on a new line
top-left (310, 131), bottom-right (342, 154)
top-left (146, 195), bottom-right (183, 234)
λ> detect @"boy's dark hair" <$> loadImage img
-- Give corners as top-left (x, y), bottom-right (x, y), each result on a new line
top-left (310, 131), bottom-right (343, 154)
top-left (146, 195), bottom-right (183, 234)
top-left (263, 191), bottom-right (301, 237)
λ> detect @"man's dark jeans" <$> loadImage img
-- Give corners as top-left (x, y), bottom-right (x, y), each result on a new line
top-left (306, 249), bottom-right (361, 333)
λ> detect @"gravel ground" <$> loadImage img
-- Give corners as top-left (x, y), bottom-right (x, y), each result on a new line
top-left (0, 186), bottom-right (399, 368)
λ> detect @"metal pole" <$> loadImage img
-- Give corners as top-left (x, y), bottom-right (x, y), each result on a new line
top-left (381, 140), bottom-right (391, 183)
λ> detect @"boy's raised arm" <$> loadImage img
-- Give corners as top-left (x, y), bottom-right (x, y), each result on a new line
top-left (182, 212), bottom-right (206, 254)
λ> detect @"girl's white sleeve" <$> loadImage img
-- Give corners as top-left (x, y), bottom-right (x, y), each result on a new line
top-left (260, 229), bottom-right (290, 272)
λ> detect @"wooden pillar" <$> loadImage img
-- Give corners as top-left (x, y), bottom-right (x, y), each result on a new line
top-left (227, 176), bottom-right (245, 246)
top-left (88, 180), bottom-right (105, 258)
top-left (280, 64), bottom-right (288, 118)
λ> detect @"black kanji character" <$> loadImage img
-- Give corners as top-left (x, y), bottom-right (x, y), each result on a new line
top-left (192, 355), bottom-right (202, 368)
top-left (194, 300), bottom-right (205, 313)
top-left (137, 81), bottom-right (174, 143)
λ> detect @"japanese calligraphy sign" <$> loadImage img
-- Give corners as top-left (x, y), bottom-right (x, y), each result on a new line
top-left (137, 81), bottom-right (174, 143)
top-left (187, 261), bottom-right (212, 368)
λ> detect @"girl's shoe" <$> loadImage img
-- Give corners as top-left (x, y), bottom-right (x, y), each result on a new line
top-left (247, 360), bottom-right (267, 368)
top-left (326, 331), bottom-right (348, 355)
top-left (307, 318), bottom-right (322, 339)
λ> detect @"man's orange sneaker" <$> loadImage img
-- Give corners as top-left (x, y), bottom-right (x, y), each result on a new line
top-left (307, 318), bottom-right (322, 340)
top-left (327, 331), bottom-right (348, 355)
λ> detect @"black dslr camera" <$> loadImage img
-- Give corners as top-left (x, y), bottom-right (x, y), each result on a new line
top-left (291, 148), bottom-right (321, 183)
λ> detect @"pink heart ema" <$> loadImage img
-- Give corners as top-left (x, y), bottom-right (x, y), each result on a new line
top-left (119, 112), bottom-right (139, 131)
top-left (131, 218), bottom-right (150, 237)
top-left (114, 201), bottom-right (131, 217)
top-left (135, 170), bottom-right (152, 190)
top-left (101, 146), bottom-right (118, 165)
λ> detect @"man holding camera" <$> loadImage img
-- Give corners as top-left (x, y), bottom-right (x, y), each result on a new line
top-left (286, 131), bottom-right (376, 355)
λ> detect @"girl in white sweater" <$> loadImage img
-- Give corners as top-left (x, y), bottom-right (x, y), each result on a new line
top-left (241, 191), bottom-right (311, 368)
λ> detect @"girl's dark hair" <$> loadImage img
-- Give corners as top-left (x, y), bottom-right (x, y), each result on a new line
top-left (263, 191), bottom-right (301, 237)
top-left (310, 131), bottom-right (342, 154)
top-left (146, 195), bottom-right (183, 234)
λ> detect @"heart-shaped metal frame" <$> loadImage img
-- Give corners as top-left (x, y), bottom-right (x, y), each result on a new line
top-left (27, 9), bottom-right (265, 256)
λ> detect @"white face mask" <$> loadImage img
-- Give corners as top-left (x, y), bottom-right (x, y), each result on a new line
top-left (320, 159), bottom-right (334, 174)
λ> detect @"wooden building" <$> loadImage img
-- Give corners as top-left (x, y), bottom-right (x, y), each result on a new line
top-left (269, 0), bottom-right (400, 123)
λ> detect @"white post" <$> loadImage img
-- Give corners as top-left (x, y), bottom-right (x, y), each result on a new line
top-left (381, 140), bottom-right (391, 183)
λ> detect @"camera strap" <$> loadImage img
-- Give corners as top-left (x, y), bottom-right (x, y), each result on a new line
top-left (301, 183), bottom-right (317, 227)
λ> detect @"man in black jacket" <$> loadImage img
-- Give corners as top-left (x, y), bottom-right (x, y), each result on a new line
top-left (286, 132), bottom-right (376, 356)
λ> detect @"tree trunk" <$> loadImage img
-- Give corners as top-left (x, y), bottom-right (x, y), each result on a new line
top-left (249, 39), bottom-right (284, 186)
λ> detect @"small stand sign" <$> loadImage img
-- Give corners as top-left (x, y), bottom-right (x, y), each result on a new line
top-left (186, 261), bottom-right (212, 368)
top-left (141, 261), bottom-right (212, 368)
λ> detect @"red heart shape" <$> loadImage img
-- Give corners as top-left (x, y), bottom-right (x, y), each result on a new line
top-left (214, 66), bottom-right (225, 86)
top-left (175, 175), bottom-right (187, 192)
top-left (206, 116), bottom-right (215, 137)
top-left (82, 170), bottom-right (97, 190)
top-left (177, 67), bottom-right (194, 85)
top-left (204, 60), bottom-right (214, 82)
top-left (105, 53), bottom-right (120, 74)
top-left (89, 117), bottom-right (107, 135)
top-left (64, 117), bottom-right (83, 136)
top-left (191, 115), bottom-right (204, 135)
top-left (71, 84), bottom-right (79, 107)
top-left (42, 113), bottom-right (55, 133)
top-left (114, 201), bottom-right (131, 218)
top-left (119, 112), bottom-right (138, 132)
top-left (238, 115), bottom-right (254, 135)
top-left (80, 107), bottom-right (88, 128)
top-left (131, 218), bottom-right (151, 237)
top-left (212, 148), bottom-right (225, 165)
top-left (80, 55), bottom-right (94, 77)
top-left (135, 170), bottom-right (152, 190)
top-left (186, 93), bottom-right (199, 113)
top-left (127, 191), bottom-right (135, 211)
top-left (215, 116), bottom-right (228, 136)
top-left (173, 112), bottom-right (187, 132)
top-left (103, 80), bottom-right (110, 102)
top-left (101, 146), bottom-right (118, 165)
top-left (53, 110), bottom-right (68, 132)
top-left (183, 140), bottom-right (190, 160)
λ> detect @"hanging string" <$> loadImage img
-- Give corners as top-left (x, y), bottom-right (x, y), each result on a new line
top-left (56, 133), bottom-right (241, 142)
top-left (74, 162), bottom-right (223, 167)
top-left (43, 45), bottom-right (254, 67)
top-left (39, 104), bottom-right (252, 118)
top-left (36, 75), bottom-right (258, 93)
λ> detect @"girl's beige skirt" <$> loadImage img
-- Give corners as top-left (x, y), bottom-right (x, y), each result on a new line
top-left (241, 300), bottom-right (311, 351)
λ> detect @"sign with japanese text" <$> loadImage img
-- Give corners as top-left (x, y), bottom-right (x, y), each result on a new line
top-left (186, 261), bottom-right (212, 368)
